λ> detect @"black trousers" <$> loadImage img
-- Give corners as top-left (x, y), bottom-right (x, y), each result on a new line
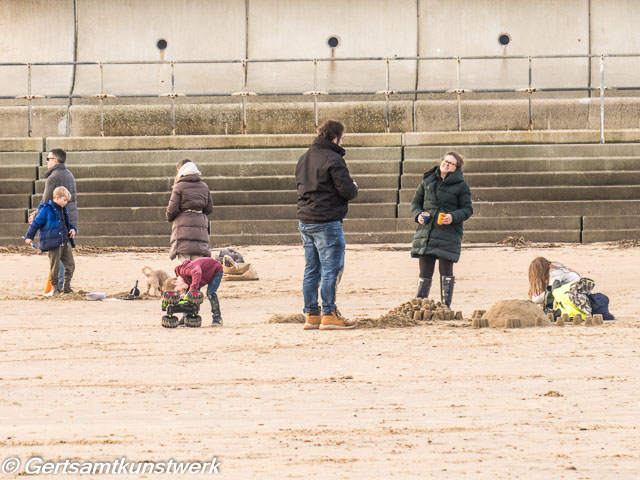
top-left (418, 254), bottom-right (453, 279)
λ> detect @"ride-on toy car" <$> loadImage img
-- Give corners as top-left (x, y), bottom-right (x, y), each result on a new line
top-left (161, 291), bottom-right (204, 328)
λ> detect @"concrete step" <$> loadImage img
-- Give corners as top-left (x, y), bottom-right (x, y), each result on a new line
top-left (462, 230), bottom-right (581, 243)
top-left (47, 133), bottom-right (403, 152)
top-left (582, 215), bottom-right (640, 242)
top-left (211, 218), bottom-right (415, 235)
top-left (401, 171), bottom-right (640, 188)
top-left (32, 189), bottom-right (398, 207)
top-left (1, 180), bottom-right (34, 195)
top-left (399, 185), bottom-right (640, 203)
top-left (0, 138), bottom-right (43, 152)
top-left (0, 194), bottom-right (31, 209)
top-left (0, 210), bottom-right (27, 223)
top-left (583, 215), bottom-right (640, 230)
top-left (0, 229), bottom-right (582, 247)
top-left (37, 174), bottom-right (398, 193)
top-left (404, 143), bottom-right (640, 159)
top-left (0, 165), bottom-right (38, 179)
top-left (64, 147), bottom-right (402, 164)
top-left (399, 200), bottom-right (640, 218)
top-left (77, 222), bottom-right (172, 236)
top-left (0, 152), bottom-right (41, 166)
top-left (75, 203), bottom-right (398, 223)
top-left (37, 160), bottom-right (400, 179)
top-left (583, 229), bottom-right (640, 242)
top-left (3, 223), bottom-right (30, 238)
top-left (465, 216), bottom-right (581, 231)
top-left (210, 231), bottom-right (416, 246)
top-left (402, 157), bottom-right (640, 174)
top-left (209, 216), bottom-right (582, 235)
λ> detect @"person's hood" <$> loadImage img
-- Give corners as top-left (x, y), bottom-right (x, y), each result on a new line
top-left (311, 137), bottom-right (345, 157)
top-left (177, 162), bottom-right (201, 179)
top-left (174, 259), bottom-right (191, 277)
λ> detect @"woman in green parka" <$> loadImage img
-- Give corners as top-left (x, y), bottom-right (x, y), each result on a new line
top-left (410, 151), bottom-right (473, 308)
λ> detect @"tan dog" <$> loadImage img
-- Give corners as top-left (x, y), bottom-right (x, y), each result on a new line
top-left (141, 266), bottom-right (171, 297)
top-left (162, 277), bottom-right (177, 294)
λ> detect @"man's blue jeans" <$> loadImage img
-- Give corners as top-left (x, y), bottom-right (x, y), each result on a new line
top-left (298, 220), bottom-right (345, 314)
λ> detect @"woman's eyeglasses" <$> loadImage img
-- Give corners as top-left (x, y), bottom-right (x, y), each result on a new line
top-left (442, 160), bottom-right (457, 168)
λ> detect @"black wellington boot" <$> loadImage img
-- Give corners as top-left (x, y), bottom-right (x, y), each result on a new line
top-left (440, 275), bottom-right (455, 308)
top-left (209, 295), bottom-right (223, 326)
top-left (416, 277), bottom-right (432, 298)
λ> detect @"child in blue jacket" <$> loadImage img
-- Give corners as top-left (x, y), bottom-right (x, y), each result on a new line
top-left (24, 186), bottom-right (77, 295)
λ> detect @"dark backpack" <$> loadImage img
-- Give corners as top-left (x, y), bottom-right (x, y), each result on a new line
top-left (588, 293), bottom-right (614, 320)
top-left (218, 248), bottom-right (244, 266)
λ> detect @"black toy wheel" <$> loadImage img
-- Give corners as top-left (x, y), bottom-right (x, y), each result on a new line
top-left (186, 291), bottom-right (204, 305)
top-left (163, 291), bottom-right (180, 305)
top-left (161, 315), bottom-right (179, 328)
top-left (185, 314), bottom-right (202, 328)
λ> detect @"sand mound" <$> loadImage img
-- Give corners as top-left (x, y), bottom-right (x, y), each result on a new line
top-left (356, 312), bottom-right (425, 329)
top-left (482, 299), bottom-right (550, 328)
top-left (267, 314), bottom-right (305, 324)
top-left (497, 236), bottom-right (531, 249)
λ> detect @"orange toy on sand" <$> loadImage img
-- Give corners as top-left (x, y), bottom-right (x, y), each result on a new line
top-left (44, 272), bottom-right (53, 296)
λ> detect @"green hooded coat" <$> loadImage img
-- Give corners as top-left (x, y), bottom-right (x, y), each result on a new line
top-left (410, 166), bottom-right (473, 262)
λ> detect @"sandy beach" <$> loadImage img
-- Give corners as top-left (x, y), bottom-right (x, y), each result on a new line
top-left (1, 243), bottom-right (639, 479)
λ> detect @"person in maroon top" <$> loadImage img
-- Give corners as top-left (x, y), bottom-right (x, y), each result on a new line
top-left (175, 257), bottom-right (224, 326)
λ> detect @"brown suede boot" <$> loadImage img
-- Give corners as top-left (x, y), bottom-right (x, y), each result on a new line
top-left (303, 311), bottom-right (322, 330)
top-left (319, 310), bottom-right (356, 330)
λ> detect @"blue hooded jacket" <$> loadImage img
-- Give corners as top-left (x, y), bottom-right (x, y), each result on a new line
top-left (25, 200), bottom-right (76, 252)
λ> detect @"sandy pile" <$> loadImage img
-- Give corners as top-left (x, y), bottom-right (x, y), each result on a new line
top-left (267, 314), bottom-right (305, 324)
top-left (482, 299), bottom-right (551, 328)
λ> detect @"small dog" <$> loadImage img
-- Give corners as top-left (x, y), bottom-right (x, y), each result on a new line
top-left (162, 276), bottom-right (177, 294)
top-left (141, 266), bottom-right (171, 297)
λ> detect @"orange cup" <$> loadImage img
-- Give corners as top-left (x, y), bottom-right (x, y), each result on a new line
top-left (437, 212), bottom-right (447, 225)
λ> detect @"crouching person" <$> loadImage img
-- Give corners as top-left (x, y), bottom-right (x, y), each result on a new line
top-left (174, 257), bottom-right (224, 326)
top-left (24, 186), bottom-right (76, 295)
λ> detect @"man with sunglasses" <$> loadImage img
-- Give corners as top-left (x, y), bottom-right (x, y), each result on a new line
top-left (29, 149), bottom-right (78, 292)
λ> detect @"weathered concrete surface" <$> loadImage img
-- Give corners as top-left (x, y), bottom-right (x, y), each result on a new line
top-left (405, 130), bottom-right (603, 145)
top-left (400, 185), bottom-right (640, 203)
top-left (62, 147), bottom-right (401, 164)
top-left (404, 142), bottom-right (640, 158)
top-left (0, 152), bottom-right (41, 166)
top-left (403, 157), bottom-right (640, 173)
top-left (36, 160), bottom-right (398, 180)
top-left (582, 230), bottom-right (640, 242)
top-left (0, 210), bottom-right (27, 223)
top-left (0, 194), bottom-right (31, 209)
top-left (402, 171), bottom-right (640, 189)
top-left (2, 0), bottom-right (640, 98)
top-left (0, 138), bottom-right (43, 152)
top-left (400, 200), bottom-right (640, 218)
top-left (32, 189), bottom-right (397, 208)
top-left (72, 203), bottom-right (397, 223)
top-left (6, 139), bottom-right (640, 246)
top-left (5, 99), bottom-right (640, 137)
top-left (46, 133), bottom-right (402, 151)
top-left (0, 166), bottom-right (38, 179)
top-left (418, 0), bottom-right (588, 90)
top-left (0, 180), bottom-right (34, 195)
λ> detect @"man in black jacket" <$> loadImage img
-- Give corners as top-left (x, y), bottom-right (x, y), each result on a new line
top-left (296, 120), bottom-right (358, 330)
